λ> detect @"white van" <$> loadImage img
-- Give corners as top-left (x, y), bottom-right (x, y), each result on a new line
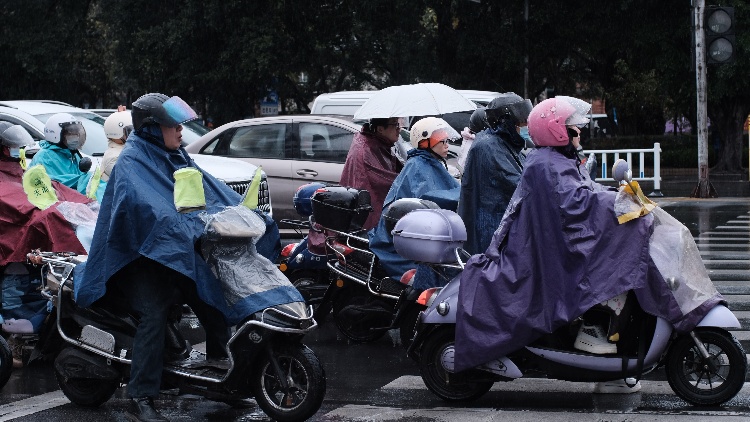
top-left (310, 89), bottom-right (502, 118)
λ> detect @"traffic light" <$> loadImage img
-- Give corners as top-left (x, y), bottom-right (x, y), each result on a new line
top-left (705, 6), bottom-right (735, 64)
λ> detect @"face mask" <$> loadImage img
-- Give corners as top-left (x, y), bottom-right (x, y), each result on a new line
top-left (9, 148), bottom-right (20, 158)
top-left (65, 136), bottom-right (81, 150)
top-left (519, 126), bottom-right (531, 143)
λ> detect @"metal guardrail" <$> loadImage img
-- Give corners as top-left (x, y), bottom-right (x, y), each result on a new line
top-left (584, 142), bottom-right (662, 197)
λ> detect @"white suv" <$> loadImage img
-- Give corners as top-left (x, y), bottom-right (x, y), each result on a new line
top-left (0, 100), bottom-right (271, 213)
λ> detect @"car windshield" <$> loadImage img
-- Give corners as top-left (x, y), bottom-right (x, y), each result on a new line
top-left (35, 112), bottom-right (109, 156)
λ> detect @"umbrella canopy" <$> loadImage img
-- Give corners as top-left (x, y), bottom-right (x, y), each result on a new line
top-left (353, 83), bottom-right (477, 121)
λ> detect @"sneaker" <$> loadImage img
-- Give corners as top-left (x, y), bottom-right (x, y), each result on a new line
top-left (574, 323), bottom-right (617, 354)
top-left (594, 378), bottom-right (642, 394)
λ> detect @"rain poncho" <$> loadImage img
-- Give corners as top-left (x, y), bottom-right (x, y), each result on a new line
top-left (454, 147), bottom-right (722, 372)
top-left (77, 126), bottom-right (289, 325)
top-left (101, 140), bottom-right (124, 182)
top-left (340, 130), bottom-right (403, 230)
top-left (0, 157), bottom-right (90, 265)
top-left (29, 141), bottom-right (91, 194)
top-left (368, 149), bottom-right (460, 289)
top-left (458, 125), bottom-right (526, 254)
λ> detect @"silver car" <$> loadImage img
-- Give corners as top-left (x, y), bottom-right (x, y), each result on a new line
top-left (184, 115), bottom-right (364, 224)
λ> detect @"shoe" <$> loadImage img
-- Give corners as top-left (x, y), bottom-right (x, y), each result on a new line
top-left (574, 323), bottom-right (617, 354)
top-left (125, 397), bottom-right (168, 422)
top-left (594, 378), bottom-right (642, 394)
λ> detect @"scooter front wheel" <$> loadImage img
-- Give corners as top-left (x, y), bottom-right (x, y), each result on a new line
top-left (666, 328), bottom-right (747, 406)
top-left (419, 327), bottom-right (493, 402)
top-left (251, 343), bottom-right (326, 422)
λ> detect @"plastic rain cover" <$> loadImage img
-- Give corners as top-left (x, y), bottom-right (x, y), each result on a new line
top-left (200, 206), bottom-right (304, 314)
top-left (648, 207), bottom-right (719, 317)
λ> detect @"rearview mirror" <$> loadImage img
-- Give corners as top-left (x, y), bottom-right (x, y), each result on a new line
top-left (612, 159), bottom-right (632, 183)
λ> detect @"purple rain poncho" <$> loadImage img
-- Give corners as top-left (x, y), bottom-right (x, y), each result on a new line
top-left (454, 147), bottom-right (723, 372)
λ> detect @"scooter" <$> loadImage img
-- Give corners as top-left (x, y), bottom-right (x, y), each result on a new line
top-left (28, 206), bottom-right (326, 422)
top-left (402, 165), bottom-right (748, 406)
top-left (311, 187), bottom-right (450, 345)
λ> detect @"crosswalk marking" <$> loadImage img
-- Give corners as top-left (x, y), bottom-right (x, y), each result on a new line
top-left (0, 391), bottom-right (68, 421)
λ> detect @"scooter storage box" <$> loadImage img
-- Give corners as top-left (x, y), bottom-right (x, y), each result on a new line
top-left (293, 182), bottom-right (326, 217)
top-left (311, 186), bottom-right (372, 232)
top-left (392, 209), bottom-right (466, 263)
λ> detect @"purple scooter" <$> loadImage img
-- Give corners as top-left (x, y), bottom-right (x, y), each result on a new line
top-left (400, 162), bottom-right (747, 406)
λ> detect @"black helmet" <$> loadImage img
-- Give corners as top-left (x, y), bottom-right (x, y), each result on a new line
top-left (383, 198), bottom-right (440, 236)
top-left (468, 107), bottom-right (489, 134)
top-left (485, 92), bottom-right (533, 128)
top-left (131, 93), bottom-right (199, 131)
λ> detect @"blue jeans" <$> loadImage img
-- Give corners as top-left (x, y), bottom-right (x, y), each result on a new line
top-left (113, 257), bottom-right (230, 398)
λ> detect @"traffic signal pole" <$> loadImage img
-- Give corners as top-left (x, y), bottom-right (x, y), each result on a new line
top-left (691, 0), bottom-right (717, 197)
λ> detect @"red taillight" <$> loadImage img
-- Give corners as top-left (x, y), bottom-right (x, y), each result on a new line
top-left (280, 243), bottom-right (298, 258)
top-left (400, 268), bottom-right (417, 285)
top-left (417, 288), bottom-right (441, 307)
top-left (331, 242), bottom-right (353, 256)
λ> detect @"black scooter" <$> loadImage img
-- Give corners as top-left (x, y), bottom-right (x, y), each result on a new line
top-left (29, 207), bottom-right (326, 422)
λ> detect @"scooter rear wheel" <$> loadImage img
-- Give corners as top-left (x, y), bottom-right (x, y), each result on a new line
top-left (54, 367), bottom-right (119, 407)
top-left (666, 328), bottom-right (747, 406)
top-left (333, 290), bottom-right (391, 343)
top-left (419, 327), bottom-right (493, 402)
top-left (251, 343), bottom-right (326, 422)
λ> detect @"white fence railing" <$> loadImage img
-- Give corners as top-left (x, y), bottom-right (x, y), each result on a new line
top-left (583, 142), bottom-right (662, 196)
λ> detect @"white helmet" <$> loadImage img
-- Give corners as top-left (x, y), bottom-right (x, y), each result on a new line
top-left (409, 117), bottom-right (459, 149)
top-left (104, 110), bottom-right (134, 140)
top-left (44, 113), bottom-right (86, 146)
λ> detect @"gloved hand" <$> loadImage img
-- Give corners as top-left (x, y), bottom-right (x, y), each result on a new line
top-left (78, 156), bottom-right (92, 173)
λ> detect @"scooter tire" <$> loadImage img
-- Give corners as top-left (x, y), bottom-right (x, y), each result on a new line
top-left (419, 327), bottom-right (493, 402)
top-left (54, 348), bottom-right (119, 407)
top-left (251, 343), bottom-right (326, 422)
top-left (333, 291), bottom-right (390, 343)
top-left (0, 336), bottom-right (13, 390)
top-left (666, 328), bottom-right (747, 406)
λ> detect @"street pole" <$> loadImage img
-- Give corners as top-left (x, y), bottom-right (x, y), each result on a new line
top-left (691, 0), bottom-right (717, 197)
top-left (523, 0), bottom-right (529, 100)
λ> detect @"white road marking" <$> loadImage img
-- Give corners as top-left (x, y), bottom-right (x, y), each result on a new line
top-left (0, 390), bottom-right (69, 421)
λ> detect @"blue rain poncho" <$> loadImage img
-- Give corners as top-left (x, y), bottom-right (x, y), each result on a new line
top-left (454, 147), bottom-right (723, 372)
top-left (29, 141), bottom-right (91, 194)
top-left (77, 126), bottom-right (290, 325)
top-left (458, 126), bottom-right (526, 255)
top-left (369, 149), bottom-right (460, 289)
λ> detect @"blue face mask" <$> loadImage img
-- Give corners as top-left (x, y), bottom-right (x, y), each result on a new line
top-left (9, 148), bottom-right (20, 158)
top-left (519, 126), bottom-right (531, 143)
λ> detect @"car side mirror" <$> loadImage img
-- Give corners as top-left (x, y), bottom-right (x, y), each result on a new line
top-left (612, 159), bottom-right (632, 184)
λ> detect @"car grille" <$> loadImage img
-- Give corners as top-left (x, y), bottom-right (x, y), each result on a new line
top-left (224, 176), bottom-right (272, 214)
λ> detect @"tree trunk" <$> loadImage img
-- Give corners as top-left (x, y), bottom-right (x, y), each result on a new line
top-left (711, 100), bottom-right (750, 175)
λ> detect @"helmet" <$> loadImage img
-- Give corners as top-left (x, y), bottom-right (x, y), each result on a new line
top-left (485, 93), bottom-right (533, 128)
top-left (383, 198), bottom-right (440, 235)
top-left (44, 113), bottom-right (86, 146)
top-left (104, 110), bottom-right (134, 140)
top-left (468, 107), bottom-right (489, 134)
top-left (131, 93), bottom-right (198, 131)
top-left (528, 96), bottom-right (592, 147)
top-left (0, 124), bottom-right (34, 148)
top-left (293, 182), bottom-right (327, 217)
top-left (409, 117), bottom-right (459, 149)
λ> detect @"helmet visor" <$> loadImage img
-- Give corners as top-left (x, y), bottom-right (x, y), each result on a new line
top-left (62, 123), bottom-right (87, 147)
top-left (423, 126), bottom-right (460, 148)
top-left (557, 96), bottom-right (592, 127)
top-left (161, 96), bottom-right (198, 127)
top-left (0, 125), bottom-right (34, 148)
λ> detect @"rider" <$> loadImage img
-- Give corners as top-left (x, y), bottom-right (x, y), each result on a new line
top-left (454, 96), bottom-right (724, 382)
top-left (369, 117), bottom-right (461, 289)
top-left (458, 93), bottom-right (532, 254)
top-left (29, 113), bottom-right (92, 194)
top-left (340, 117), bottom-right (404, 230)
top-left (78, 93), bottom-right (260, 421)
top-left (101, 109), bottom-right (134, 182)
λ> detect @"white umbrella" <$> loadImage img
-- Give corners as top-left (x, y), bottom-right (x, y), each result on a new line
top-left (353, 83), bottom-right (477, 120)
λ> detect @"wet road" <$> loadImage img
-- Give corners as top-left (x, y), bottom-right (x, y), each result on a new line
top-left (2, 197), bottom-right (750, 421)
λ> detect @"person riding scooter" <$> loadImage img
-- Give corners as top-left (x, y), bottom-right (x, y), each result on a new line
top-left (454, 96), bottom-right (724, 375)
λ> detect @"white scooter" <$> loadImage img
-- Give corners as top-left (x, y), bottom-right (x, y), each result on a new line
top-left (402, 162), bottom-right (747, 406)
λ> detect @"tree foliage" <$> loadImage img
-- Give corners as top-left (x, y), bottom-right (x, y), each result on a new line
top-left (0, 0), bottom-right (747, 172)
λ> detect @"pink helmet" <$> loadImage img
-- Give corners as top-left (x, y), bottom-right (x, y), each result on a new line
top-left (528, 96), bottom-right (591, 147)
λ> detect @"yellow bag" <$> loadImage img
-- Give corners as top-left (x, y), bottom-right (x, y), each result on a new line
top-left (173, 167), bottom-right (206, 212)
top-left (22, 165), bottom-right (58, 210)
